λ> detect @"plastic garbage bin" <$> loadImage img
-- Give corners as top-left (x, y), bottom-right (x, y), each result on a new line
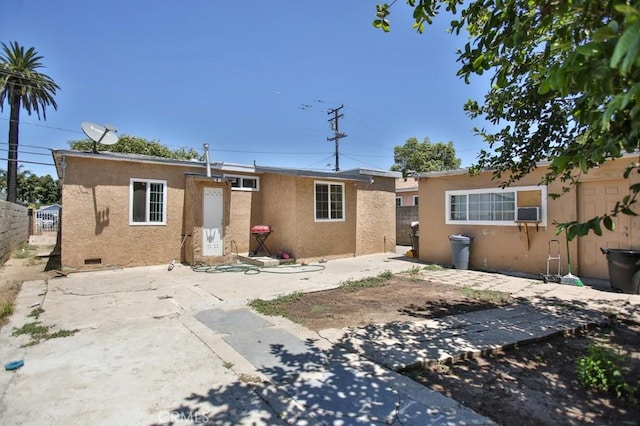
top-left (449, 234), bottom-right (473, 269)
top-left (600, 248), bottom-right (640, 294)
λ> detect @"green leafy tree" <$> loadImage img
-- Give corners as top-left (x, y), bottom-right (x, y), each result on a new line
top-left (68, 135), bottom-right (202, 161)
top-left (0, 167), bottom-right (60, 206)
top-left (0, 41), bottom-right (59, 203)
top-left (391, 137), bottom-right (461, 176)
top-left (374, 1), bottom-right (640, 239)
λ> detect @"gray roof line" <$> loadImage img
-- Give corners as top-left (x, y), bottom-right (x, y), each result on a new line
top-left (52, 150), bottom-right (397, 181)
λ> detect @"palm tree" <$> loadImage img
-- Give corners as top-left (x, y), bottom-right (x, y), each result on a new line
top-left (0, 41), bottom-right (59, 203)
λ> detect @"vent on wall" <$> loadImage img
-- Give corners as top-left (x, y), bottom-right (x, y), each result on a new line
top-left (517, 207), bottom-right (540, 222)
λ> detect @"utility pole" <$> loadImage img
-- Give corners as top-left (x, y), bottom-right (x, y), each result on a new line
top-left (327, 105), bottom-right (347, 171)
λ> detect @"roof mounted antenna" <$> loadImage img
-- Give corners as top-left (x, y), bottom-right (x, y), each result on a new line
top-left (81, 122), bottom-right (119, 153)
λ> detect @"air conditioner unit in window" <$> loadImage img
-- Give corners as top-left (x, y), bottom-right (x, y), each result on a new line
top-left (517, 207), bottom-right (540, 222)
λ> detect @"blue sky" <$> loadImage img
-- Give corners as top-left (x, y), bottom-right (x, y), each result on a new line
top-left (0, 0), bottom-right (492, 178)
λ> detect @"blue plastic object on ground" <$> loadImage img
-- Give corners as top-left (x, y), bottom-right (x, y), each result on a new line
top-left (5, 360), bottom-right (24, 371)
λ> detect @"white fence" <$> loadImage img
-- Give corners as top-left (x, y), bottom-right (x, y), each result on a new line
top-left (34, 210), bottom-right (59, 234)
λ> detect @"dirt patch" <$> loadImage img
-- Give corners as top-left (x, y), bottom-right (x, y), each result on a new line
top-left (274, 275), bottom-right (513, 330)
top-left (257, 272), bottom-right (640, 426)
top-left (409, 320), bottom-right (640, 425)
top-left (0, 246), bottom-right (58, 329)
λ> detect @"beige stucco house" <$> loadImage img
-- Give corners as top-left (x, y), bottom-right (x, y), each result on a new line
top-left (52, 150), bottom-right (400, 270)
top-left (417, 156), bottom-right (640, 280)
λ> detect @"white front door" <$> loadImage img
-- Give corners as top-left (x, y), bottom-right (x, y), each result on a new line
top-left (203, 187), bottom-right (224, 256)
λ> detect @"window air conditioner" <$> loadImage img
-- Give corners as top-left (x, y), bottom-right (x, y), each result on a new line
top-left (517, 207), bottom-right (540, 222)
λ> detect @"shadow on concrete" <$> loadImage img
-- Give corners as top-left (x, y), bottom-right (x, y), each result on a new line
top-left (152, 336), bottom-right (485, 425)
top-left (152, 294), bottom-right (638, 425)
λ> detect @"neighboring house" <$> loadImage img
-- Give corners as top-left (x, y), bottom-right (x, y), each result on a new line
top-left (417, 156), bottom-right (640, 279)
top-left (395, 177), bottom-right (419, 206)
top-left (52, 150), bottom-right (400, 270)
top-left (35, 204), bottom-right (61, 233)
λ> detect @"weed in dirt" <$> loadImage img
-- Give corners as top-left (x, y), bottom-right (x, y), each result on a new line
top-left (12, 321), bottom-right (78, 346)
top-left (423, 264), bottom-right (444, 271)
top-left (575, 344), bottom-right (638, 402)
top-left (223, 361), bottom-right (234, 369)
top-left (461, 286), bottom-right (512, 304)
top-left (1, 301), bottom-right (14, 319)
top-left (406, 266), bottom-right (423, 282)
top-left (400, 365), bottom-right (423, 381)
top-left (339, 270), bottom-right (393, 292)
top-left (28, 307), bottom-right (45, 318)
top-left (13, 321), bottom-right (50, 339)
top-left (239, 374), bottom-right (263, 384)
top-left (13, 244), bottom-right (37, 259)
top-left (310, 304), bottom-right (330, 315)
top-left (248, 292), bottom-right (304, 317)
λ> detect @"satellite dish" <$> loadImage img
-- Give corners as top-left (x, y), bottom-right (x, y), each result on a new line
top-left (81, 121), bottom-right (119, 153)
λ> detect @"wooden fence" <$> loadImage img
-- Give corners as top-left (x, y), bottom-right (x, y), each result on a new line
top-left (396, 205), bottom-right (419, 246)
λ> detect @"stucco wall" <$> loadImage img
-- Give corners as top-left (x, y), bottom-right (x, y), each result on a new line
top-left (227, 186), bottom-right (262, 254)
top-left (355, 178), bottom-right (397, 255)
top-left (258, 174), bottom-right (357, 260)
top-left (418, 158), bottom-right (640, 278)
top-left (60, 154), bottom-right (401, 269)
top-left (61, 157), bottom-right (202, 269)
top-left (0, 200), bottom-right (29, 265)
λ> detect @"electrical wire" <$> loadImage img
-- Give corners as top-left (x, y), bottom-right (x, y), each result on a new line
top-left (0, 141), bottom-right (54, 150)
top-left (0, 157), bottom-right (55, 166)
top-left (0, 147), bottom-right (53, 156)
top-left (340, 153), bottom-right (388, 170)
top-left (0, 117), bottom-right (83, 135)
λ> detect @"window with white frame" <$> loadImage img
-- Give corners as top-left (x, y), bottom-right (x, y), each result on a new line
top-left (413, 195), bottom-right (419, 206)
top-left (445, 185), bottom-right (547, 226)
top-left (225, 174), bottom-right (259, 191)
top-left (130, 178), bottom-right (167, 225)
top-left (396, 197), bottom-right (402, 207)
top-left (315, 181), bottom-right (344, 221)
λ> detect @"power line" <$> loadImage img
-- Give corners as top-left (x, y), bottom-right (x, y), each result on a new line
top-left (327, 105), bottom-right (347, 171)
top-left (305, 154), bottom-right (336, 170)
top-left (0, 147), bottom-right (52, 156)
top-left (0, 157), bottom-right (55, 166)
top-left (0, 141), bottom-right (55, 150)
top-left (0, 117), bottom-right (82, 134)
top-left (340, 153), bottom-right (388, 170)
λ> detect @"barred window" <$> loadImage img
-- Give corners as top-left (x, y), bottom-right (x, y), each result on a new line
top-left (130, 178), bottom-right (167, 225)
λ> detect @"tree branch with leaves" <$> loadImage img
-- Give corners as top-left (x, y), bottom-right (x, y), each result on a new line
top-left (374, 0), bottom-right (640, 240)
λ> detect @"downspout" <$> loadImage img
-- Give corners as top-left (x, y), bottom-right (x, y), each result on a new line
top-left (203, 143), bottom-right (211, 177)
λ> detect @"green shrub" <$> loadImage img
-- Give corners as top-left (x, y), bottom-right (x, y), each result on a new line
top-left (0, 301), bottom-right (14, 320)
top-left (575, 344), bottom-right (637, 402)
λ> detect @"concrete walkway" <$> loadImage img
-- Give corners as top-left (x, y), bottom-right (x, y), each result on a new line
top-left (1, 252), bottom-right (639, 425)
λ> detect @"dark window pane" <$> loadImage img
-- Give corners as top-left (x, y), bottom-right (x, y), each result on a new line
top-left (132, 181), bottom-right (147, 222)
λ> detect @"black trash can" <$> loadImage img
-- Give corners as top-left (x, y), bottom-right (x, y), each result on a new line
top-left (449, 234), bottom-right (473, 269)
top-left (600, 248), bottom-right (640, 294)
